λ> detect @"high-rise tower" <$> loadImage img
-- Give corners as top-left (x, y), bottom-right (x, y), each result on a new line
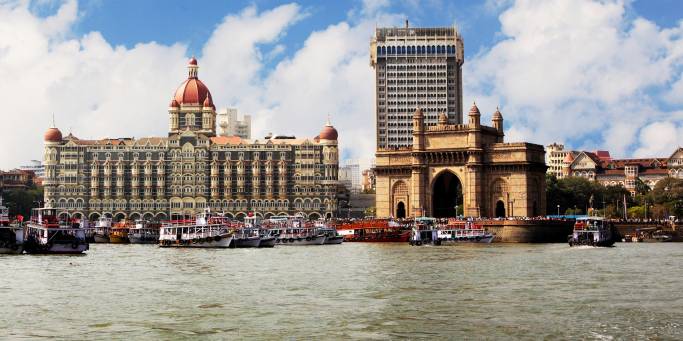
top-left (370, 21), bottom-right (464, 149)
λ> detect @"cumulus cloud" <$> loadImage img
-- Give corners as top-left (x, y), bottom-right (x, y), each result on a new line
top-left (466, 0), bottom-right (683, 157)
top-left (2, 0), bottom-right (683, 172)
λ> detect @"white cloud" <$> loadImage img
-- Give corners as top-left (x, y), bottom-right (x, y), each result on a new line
top-left (466, 0), bottom-right (683, 157)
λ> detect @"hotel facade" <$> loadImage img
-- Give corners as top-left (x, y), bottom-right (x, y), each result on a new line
top-left (43, 59), bottom-right (339, 221)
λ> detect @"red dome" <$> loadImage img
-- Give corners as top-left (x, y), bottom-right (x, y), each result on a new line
top-left (319, 124), bottom-right (338, 140)
top-left (44, 127), bottom-right (62, 142)
top-left (203, 94), bottom-right (214, 108)
top-left (173, 58), bottom-right (213, 106)
top-left (174, 77), bottom-right (212, 106)
top-left (188, 57), bottom-right (197, 65)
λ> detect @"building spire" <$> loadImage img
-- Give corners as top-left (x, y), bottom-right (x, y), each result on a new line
top-left (51, 113), bottom-right (56, 128)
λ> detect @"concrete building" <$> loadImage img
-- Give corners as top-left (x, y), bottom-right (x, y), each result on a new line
top-left (339, 161), bottom-right (361, 194)
top-left (217, 108), bottom-right (251, 139)
top-left (370, 21), bottom-right (464, 149)
top-left (546, 143), bottom-right (569, 178)
top-left (43, 58), bottom-right (339, 221)
top-left (20, 160), bottom-right (45, 179)
top-left (562, 148), bottom-right (683, 194)
top-left (375, 105), bottom-right (547, 218)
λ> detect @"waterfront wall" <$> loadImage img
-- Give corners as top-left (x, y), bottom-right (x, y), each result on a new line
top-left (481, 220), bottom-right (574, 243)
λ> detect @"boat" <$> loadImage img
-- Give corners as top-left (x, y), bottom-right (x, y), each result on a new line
top-left (336, 219), bottom-right (410, 242)
top-left (436, 219), bottom-right (494, 244)
top-left (231, 216), bottom-right (262, 248)
top-left (243, 216), bottom-right (275, 248)
top-left (159, 211), bottom-right (234, 248)
top-left (257, 229), bottom-right (276, 248)
top-left (128, 220), bottom-right (160, 244)
top-left (93, 217), bottom-right (112, 243)
top-left (23, 208), bottom-right (89, 254)
top-left (109, 221), bottom-right (130, 244)
top-left (568, 217), bottom-right (617, 247)
top-left (271, 216), bottom-right (326, 245)
top-left (314, 221), bottom-right (343, 244)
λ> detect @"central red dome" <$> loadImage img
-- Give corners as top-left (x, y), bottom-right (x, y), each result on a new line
top-left (173, 58), bottom-right (213, 107)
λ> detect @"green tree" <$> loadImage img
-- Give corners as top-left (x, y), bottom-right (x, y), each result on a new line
top-left (1, 186), bottom-right (44, 219)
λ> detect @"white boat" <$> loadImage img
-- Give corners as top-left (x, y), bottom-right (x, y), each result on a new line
top-left (437, 221), bottom-right (494, 244)
top-left (568, 217), bottom-right (616, 247)
top-left (128, 220), bottom-right (160, 244)
top-left (233, 216), bottom-right (262, 248)
top-left (23, 208), bottom-right (89, 254)
top-left (271, 216), bottom-right (326, 245)
top-left (159, 211), bottom-right (233, 248)
top-left (314, 221), bottom-right (344, 244)
top-left (93, 217), bottom-right (112, 243)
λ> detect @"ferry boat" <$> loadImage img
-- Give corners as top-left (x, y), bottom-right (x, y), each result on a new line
top-left (159, 212), bottom-right (234, 248)
top-left (93, 217), bottom-right (112, 243)
top-left (336, 219), bottom-right (410, 242)
top-left (437, 219), bottom-right (494, 244)
top-left (313, 221), bottom-right (344, 244)
top-left (109, 221), bottom-right (130, 244)
top-left (271, 216), bottom-right (326, 245)
top-left (568, 217), bottom-right (616, 247)
top-left (23, 208), bottom-right (89, 254)
top-left (0, 197), bottom-right (10, 227)
top-left (244, 216), bottom-right (275, 248)
top-left (128, 220), bottom-right (161, 244)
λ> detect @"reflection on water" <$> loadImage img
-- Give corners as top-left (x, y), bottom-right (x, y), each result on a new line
top-left (1, 243), bottom-right (681, 339)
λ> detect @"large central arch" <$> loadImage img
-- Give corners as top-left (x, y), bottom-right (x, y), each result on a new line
top-left (431, 171), bottom-right (463, 218)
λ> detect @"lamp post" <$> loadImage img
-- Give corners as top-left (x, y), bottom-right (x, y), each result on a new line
top-left (557, 204), bottom-right (560, 216)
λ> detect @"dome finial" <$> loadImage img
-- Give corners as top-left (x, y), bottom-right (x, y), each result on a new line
top-left (188, 56), bottom-right (198, 78)
top-left (326, 113), bottom-right (332, 126)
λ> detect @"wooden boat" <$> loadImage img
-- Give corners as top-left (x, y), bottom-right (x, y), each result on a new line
top-left (23, 208), bottom-right (88, 254)
top-left (270, 216), bottom-right (325, 245)
top-left (128, 220), bottom-right (160, 244)
top-left (159, 211), bottom-right (234, 248)
top-left (336, 219), bottom-right (410, 242)
top-left (93, 217), bottom-right (112, 243)
top-left (109, 221), bottom-right (130, 244)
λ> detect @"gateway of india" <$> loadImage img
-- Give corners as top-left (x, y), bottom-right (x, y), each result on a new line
top-left (371, 23), bottom-right (547, 218)
top-left (43, 58), bottom-right (339, 221)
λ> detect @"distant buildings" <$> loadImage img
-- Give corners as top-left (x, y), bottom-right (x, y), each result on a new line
top-left (361, 168), bottom-right (376, 192)
top-left (549, 142), bottom-right (683, 195)
top-left (0, 169), bottom-right (35, 191)
top-left (339, 161), bottom-right (361, 194)
top-left (370, 21), bottom-right (464, 149)
top-left (20, 159), bottom-right (45, 183)
top-left (217, 108), bottom-right (251, 139)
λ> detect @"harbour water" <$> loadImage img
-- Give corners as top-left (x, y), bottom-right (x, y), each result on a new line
top-left (1, 243), bottom-right (681, 339)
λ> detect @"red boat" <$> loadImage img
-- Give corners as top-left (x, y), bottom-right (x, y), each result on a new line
top-left (335, 220), bottom-right (410, 242)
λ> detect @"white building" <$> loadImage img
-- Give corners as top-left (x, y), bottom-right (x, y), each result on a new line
top-left (20, 159), bottom-right (45, 179)
top-left (217, 108), bottom-right (251, 139)
top-left (546, 143), bottom-right (570, 178)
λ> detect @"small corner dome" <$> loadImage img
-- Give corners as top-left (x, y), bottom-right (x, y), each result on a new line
top-left (188, 57), bottom-right (197, 65)
top-left (492, 107), bottom-right (503, 120)
top-left (469, 102), bottom-right (480, 115)
top-left (44, 127), bottom-right (62, 142)
top-left (319, 124), bottom-right (338, 140)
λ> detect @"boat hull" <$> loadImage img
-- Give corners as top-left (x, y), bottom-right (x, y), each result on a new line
top-left (128, 235), bottom-right (159, 244)
top-left (324, 236), bottom-right (344, 244)
top-left (109, 235), bottom-right (129, 244)
top-left (93, 235), bottom-right (110, 243)
top-left (276, 235), bottom-right (326, 245)
top-left (159, 236), bottom-right (233, 248)
top-left (0, 246), bottom-right (23, 254)
top-left (24, 243), bottom-right (88, 254)
top-left (258, 237), bottom-right (276, 248)
top-left (233, 237), bottom-right (261, 248)
top-left (343, 231), bottom-right (411, 243)
top-left (438, 235), bottom-right (494, 244)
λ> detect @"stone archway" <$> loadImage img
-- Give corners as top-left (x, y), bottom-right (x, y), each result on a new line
top-left (431, 171), bottom-right (463, 218)
top-left (495, 200), bottom-right (506, 218)
top-left (396, 202), bottom-right (406, 218)
top-left (392, 181), bottom-right (409, 218)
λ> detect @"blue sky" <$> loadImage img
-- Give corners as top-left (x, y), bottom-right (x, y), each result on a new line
top-left (1, 0), bottom-right (683, 169)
